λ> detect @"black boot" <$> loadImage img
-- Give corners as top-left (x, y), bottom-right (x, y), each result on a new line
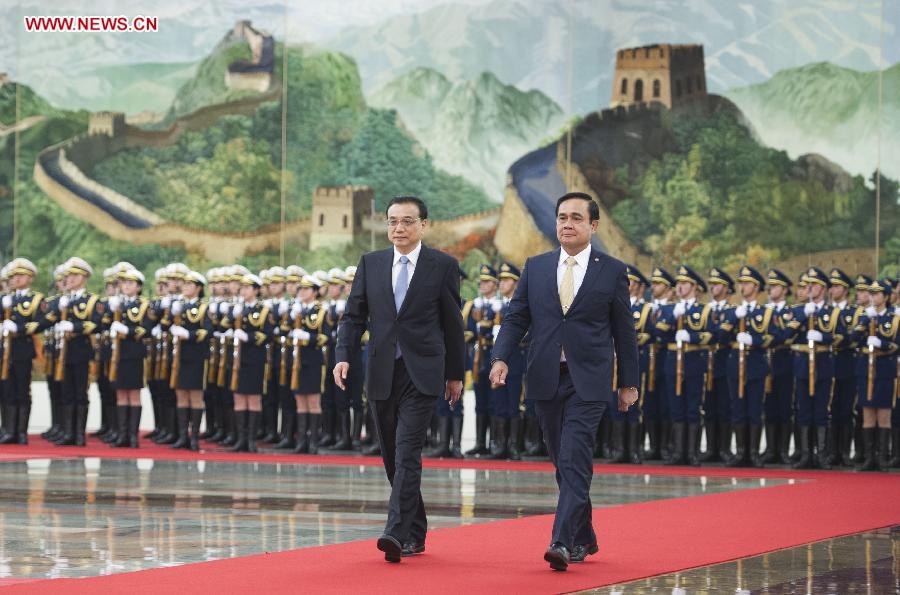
top-left (792, 426), bottom-right (813, 469)
top-left (332, 410), bottom-right (352, 450)
top-left (157, 406), bottom-right (178, 445)
top-left (307, 413), bottom-right (321, 454)
top-left (42, 394), bottom-right (59, 440)
top-left (0, 404), bottom-right (18, 444)
top-left (609, 420), bottom-right (627, 463)
top-left (727, 424), bottom-right (748, 467)
top-left (749, 424), bottom-right (764, 468)
top-left (719, 421), bottom-right (734, 462)
top-left (16, 403), bottom-right (30, 445)
top-left (838, 423), bottom-right (853, 466)
top-left (351, 409), bottom-right (364, 449)
top-left (147, 396), bottom-right (160, 440)
top-left (660, 420), bottom-right (673, 462)
top-left (221, 407), bottom-right (237, 446)
top-left (877, 428), bottom-right (892, 470)
top-left (451, 416), bottom-right (464, 459)
top-left (814, 426), bottom-right (831, 470)
top-left (599, 414), bottom-right (613, 458)
top-left (189, 408), bottom-right (203, 451)
top-left (699, 420), bottom-right (719, 462)
top-left (790, 423), bottom-right (803, 463)
top-left (686, 423), bottom-right (701, 466)
top-left (262, 404), bottom-right (279, 443)
top-left (53, 404), bottom-right (75, 445)
top-left (664, 422), bottom-right (686, 465)
top-left (425, 417), bottom-right (451, 458)
top-left (821, 424), bottom-right (837, 468)
top-left (129, 406), bottom-right (141, 448)
top-left (200, 398), bottom-right (216, 440)
top-left (524, 415), bottom-right (542, 456)
top-left (851, 418), bottom-right (865, 463)
top-left (361, 406), bottom-right (375, 446)
top-left (293, 412), bottom-right (309, 453)
top-left (760, 423), bottom-right (778, 464)
top-left (856, 428), bottom-right (879, 471)
top-left (209, 397), bottom-right (226, 442)
top-left (113, 406), bottom-right (131, 447)
top-left (643, 419), bottom-right (661, 460)
top-left (465, 415), bottom-right (489, 456)
top-left (890, 428), bottom-right (900, 468)
top-left (317, 408), bottom-right (335, 448)
top-left (247, 411), bottom-right (259, 453)
top-left (275, 406), bottom-right (296, 449)
top-left (627, 421), bottom-right (642, 464)
top-left (171, 408), bottom-right (191, 449)
top-left (488, 417), bottom-right (508, 459)
top-left (74, 403), bottom-right (88, 446)
top-left (778, 423), bottom-right (792, 465)
top-left (508, 416), bottom-right (522, 461)
top-left (229, 410), bottom-right (248, 452)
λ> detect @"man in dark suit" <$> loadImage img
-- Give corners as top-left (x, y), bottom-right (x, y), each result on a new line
top-left (490, 192), bottom-right (639, 571)
top-left (334, 196), bottom-right (465, 563)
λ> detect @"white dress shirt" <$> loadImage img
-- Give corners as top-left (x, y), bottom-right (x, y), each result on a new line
top-left (392, 242), bottom-right (422, 293)
top-left (556, 243), bottom-right (592, 297)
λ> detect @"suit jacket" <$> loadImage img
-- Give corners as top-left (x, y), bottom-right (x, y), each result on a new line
top-left (492, 248), bottom-right (638, 402)
top-left (336, 244), bottom-right (466, 401)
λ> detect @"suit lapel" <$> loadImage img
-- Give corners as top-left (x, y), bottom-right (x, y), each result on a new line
top-left (398, 245), bottom-right (435, 317)
top-left (567, 249), bottom-right (606, 314)
top-left (380, 249), bottom-right (395, 313)
top-left (544, 249), bottom-right (564, 317)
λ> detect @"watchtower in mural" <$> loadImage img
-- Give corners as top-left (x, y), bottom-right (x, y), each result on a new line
top-left (610, 44), bottom-right (706, 109)
top-left (309, 185), bottom-right (373, 250)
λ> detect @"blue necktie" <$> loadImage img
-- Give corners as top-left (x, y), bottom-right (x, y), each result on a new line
top-left (394, 255), bottom-right (409, 358)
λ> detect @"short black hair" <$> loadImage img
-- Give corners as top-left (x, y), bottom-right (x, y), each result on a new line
top-left (386, 195), bottom-right (428, 220)
top-left (555, 192), bottom-right (600, 222)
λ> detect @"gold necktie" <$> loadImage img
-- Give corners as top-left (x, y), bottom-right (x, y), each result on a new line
top-left (560, 256), bottom-right (576, 312)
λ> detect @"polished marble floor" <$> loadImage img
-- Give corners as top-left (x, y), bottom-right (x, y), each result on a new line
top-left (584, 526), bottom-right (900, 594)
top-left (0, 459), bottom-right (784, 579)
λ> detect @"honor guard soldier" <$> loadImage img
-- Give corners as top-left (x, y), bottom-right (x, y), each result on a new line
top-left (851, 274), bottom-right (873, 464)
top-left (703, 267), bottom-right (735, 462)
top-left (763, 269), bottom-right (795, 464)
top-left (642, 267), bottom-right (675, 460)
top-left (94, 267), bottom-right (118, 443)
top-left (719, 266), bottom-right (782, 467)
top-left (41, 265), bottom-right (67, 442)
top-left (43, 258), bottom-right (104, 446)
top-left (340, 265), bottom-right (367, 449)
top-left (313, 269), bottom-right (338, 448)
top-left (786, 267), bottom-right (844, 469)
top-left (465, 264), bottom-right (501, 456)
top-left (827, 268), bottom-right (859, 466)
top-left (607, 265), bottom-right (651, 464)
top-left (273, 265), bottom-right (307, 449)
top-left (655, 265), bottom-right (712, 465)
top-left (325, 267), bottom-right (355, 450)
top-left (214, 264), bottom-right (250, 447)
top-left (107, 268), bottom-right (152, 448)
top-left (260, 266), bottom-right (288, 445)
top-left (289, 274), bottom-right (330, 454)
top-left (0, 259), bottom-right (47, 444)
top-left (853, 278), bottom-right (897, 471)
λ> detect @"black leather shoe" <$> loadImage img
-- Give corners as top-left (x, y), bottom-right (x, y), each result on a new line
top-left (570, 542), bottom-right (599, 563)
top-left (377, 535), bottom-right (403, 563)
top-left (543, 543), bottom-right (569, 571)
top-left (401, 542), bottom-right (425, 557)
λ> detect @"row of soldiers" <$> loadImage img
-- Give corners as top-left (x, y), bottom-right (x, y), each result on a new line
top-left (455, 262), bottom-right (900, 471)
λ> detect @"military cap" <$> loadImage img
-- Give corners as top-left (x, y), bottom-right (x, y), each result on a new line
top-left (709, 267), bottom-right (736, 293)
top-left (650, 267), bottom-right (675, 287)
top-left (7, 258), bottom-right (37, 277)
top-left (498, 262), bottom-right (520, 281)
top-left (479, 265), bottom-right (498, 283)
top-left (66, 257), bottom-right (93, 277)
top-left (268, 266), bottom-right (287, 283)
top-left (736, 265), bottom-right (765, 289)
top-left (184, 271), bottom-right (207, 286)
top-left (854, 274), bottom-right (873, 291)
top-left (240, 273), bottom-right (263, 288)
top-left (675, 264), bottom-right (707, 293)
top-left (868, 278), bottom-right (894, 294)
top-left (119, 269), bottom-right (145, 284)
top-left (300, 274), bottom-right (323, 289)
top-left (829, 268), bottom-right (851, 288)
top-left (344, 265), bottom-right (357, 282)
top-left (626, 264), bottom-right (649, 287)
top-left (804, 267), bottom-right (829, 287)
top-left (327, 267), bottom-right (346, 285)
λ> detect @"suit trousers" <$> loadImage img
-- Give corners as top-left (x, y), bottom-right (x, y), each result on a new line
top-left (373, 357), bottom-right (435, 544)
top-left (535, 368), bottom-right (607, 549)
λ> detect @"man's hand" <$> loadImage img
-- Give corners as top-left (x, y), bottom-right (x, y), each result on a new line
top-left (445, 379), bottom-right (463, 410)
top-left (489, 360), bottom-right (508, 386)
top-left (617, 387), bottom-right (638, 412)
top-left (333, 361), bottom-right (349, 390)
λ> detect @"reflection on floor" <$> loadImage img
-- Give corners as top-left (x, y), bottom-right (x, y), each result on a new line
top-left (583, 525), bottom-right (900, 594)
top-left (0, 459), bottom-right (782, 579)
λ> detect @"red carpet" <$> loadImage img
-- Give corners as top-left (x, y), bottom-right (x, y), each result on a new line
top-left (2, 440), bottom-right (899, 593)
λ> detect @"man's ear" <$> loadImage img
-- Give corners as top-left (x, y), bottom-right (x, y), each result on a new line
top-left (590, 220), bottom-right (599, 233)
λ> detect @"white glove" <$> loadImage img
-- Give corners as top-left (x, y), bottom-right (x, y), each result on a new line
top-left (213, 330), bottom-right (225, 339)
top-left (2, 319), bottom-right (19, 334)
top-left (151, 325), bottom-right (162, 339)
top-left (170, 325), bottom-right (189, 339)
top-left (865, 306), bottom-right (877, 318)
top-left (264, 299), bottom-right (273, 309)
top-left (491, 298), bottom-right (504, 313)
top-left (279, 300), bottom-right (290, 317)
top-left (56, 320), bottom-right (74, 333)
top-left (1, 295), bottom-right (11, 310)
top-left (807, 329), bottom-right (823, 343)
top-left (290, 328), bottom-right (311, 342)
top-left (650, 302), bottom-right (659, 314)
top-left (233, 328), bottom-right (249, 343)
top-left (232, 303), bottom-right (243, 318)
top-left (222, 329), bottom-right (234, 339)
top-left (110, 321), bottom-right (129, 336)
top-left (336, 300), bottom-right (346, 315)
top-left (291, 302), bottom-right (303, 320)
top-left (735, 305), bottom-right (747, 319)
top-left (108, 295), bottom-right (120, 312)
top-left (736, 331), bottom-right (753, 346)
top-left (473, 297), bottom-right (484, 309)
top-left (171, 301), bottom-right (183, 316)
top-left (210, 301), bottom-right (220, 315)
top-left (766, 302), bottom-right (775, 310)
top-left (867, 336), bottom-right (882, 349)
top-left (58, 295), bottom-right (69, 309)
top-left (673, 302), bottom-right (686, 318)
top-left (675, 329), bottom-right (691, 344)
top-left (804, 302), bottom-right (817, 316)
top-left (160, 296), bottom-right (172, 310)
top-left (492, 325), bottom-right (501, 341)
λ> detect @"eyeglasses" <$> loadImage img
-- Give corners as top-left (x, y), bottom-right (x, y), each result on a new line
top-left (387, 217), bottom-right (422, 228)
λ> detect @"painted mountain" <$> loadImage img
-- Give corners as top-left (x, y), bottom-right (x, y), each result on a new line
top-left (726, 62), bottom-right (900, 180)
top-left (369, 67), bottom-right (565, 197)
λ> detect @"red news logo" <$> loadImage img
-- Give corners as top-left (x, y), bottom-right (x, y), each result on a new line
top-left (24, 15), bottom-right (158, 32)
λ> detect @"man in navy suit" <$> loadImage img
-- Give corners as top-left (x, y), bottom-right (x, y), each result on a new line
top-left (490, 192), bottom-right (639, 571)
top-left (334, 196), bottom-right (466, 563)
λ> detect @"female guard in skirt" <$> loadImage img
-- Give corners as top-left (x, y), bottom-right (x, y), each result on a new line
top-left (108, 269), bottom-right (153, 448)
top-left (168, 271), bottom-right (213, 451)
top-left (219, 274), bottom-right (276, 453)
top-left (289, 274), bottom-right (330, 454)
